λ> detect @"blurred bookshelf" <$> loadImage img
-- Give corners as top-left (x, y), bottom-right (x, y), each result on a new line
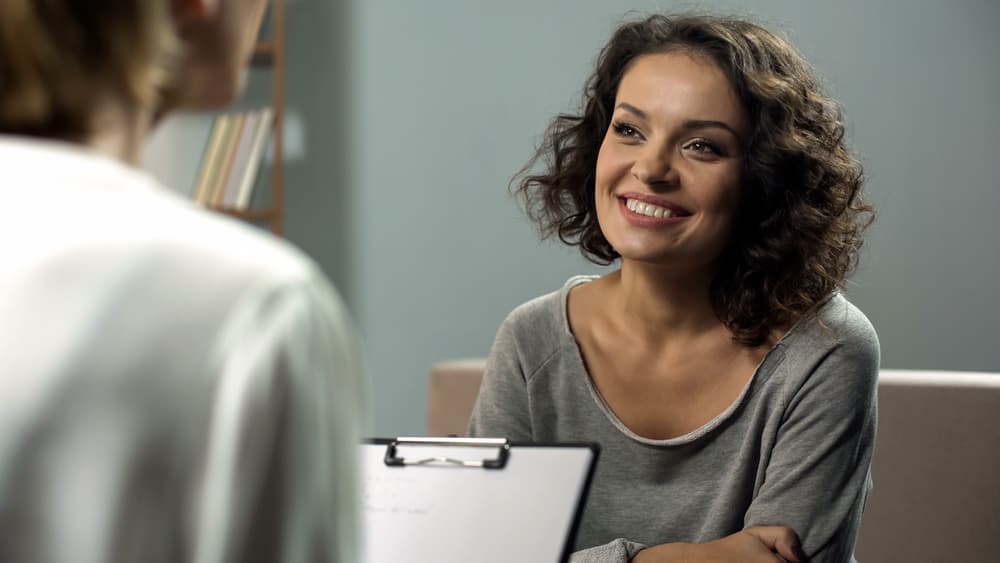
top-left (203, 0), bottom-right (286, 236)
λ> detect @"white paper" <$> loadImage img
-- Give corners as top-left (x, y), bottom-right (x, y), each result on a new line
top-left (360, 443), bottom-right (594, 563)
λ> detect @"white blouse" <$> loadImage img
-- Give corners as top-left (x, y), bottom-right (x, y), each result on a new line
top-left (0, 136), bottom-right (366, 563)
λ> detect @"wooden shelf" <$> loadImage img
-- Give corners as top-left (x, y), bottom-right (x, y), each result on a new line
top-left (223, 0), bottom-right (284, 236)
top-left (188, 1), bottom-right (284, 236)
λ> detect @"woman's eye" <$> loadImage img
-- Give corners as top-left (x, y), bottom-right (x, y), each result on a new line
top-left (686, 140), bottom-right (722, 156)
top-left (612, 121), bottom-right (641, 139)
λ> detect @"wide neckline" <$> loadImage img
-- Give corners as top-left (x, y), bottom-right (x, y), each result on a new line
top-left (557, 274), bottom-right (794, 447)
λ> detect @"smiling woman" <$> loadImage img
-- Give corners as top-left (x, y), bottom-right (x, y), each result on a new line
top-left (469, 14), bottom-right (878, 563)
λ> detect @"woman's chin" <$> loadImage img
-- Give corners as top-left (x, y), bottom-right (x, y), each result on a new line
top-left (614, 247), bottom-right (677, 266)
top-left (161, 69), bottom-right (244, 112)
top-left (609, 236), bottom-right (678, 264)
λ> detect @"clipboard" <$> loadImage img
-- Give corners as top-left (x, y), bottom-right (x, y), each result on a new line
top-left (360, 437), bottom-right (599, 563)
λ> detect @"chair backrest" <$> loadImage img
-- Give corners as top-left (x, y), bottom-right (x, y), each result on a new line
top-left (426, 362), bottom-right (1000, 560)
top-left (854, 369), bottom-right (1000, 562)
top-left (426, 358), bottom-right (486, 436)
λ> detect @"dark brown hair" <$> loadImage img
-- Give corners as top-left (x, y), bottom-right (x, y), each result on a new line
top-left (515, 14), bottom-right (874, 346)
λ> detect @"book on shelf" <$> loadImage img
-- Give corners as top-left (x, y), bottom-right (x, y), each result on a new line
top-left (219, 112), bottom-right (257, 209)
top-left (192, 115), bottom-right (230, 204)
top-left (192, 107), bottom-right (275, 211)
top-left (236, 108), bottom-right (273, 209)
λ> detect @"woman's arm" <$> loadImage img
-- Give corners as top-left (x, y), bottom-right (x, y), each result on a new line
top-left (467, 312), bottom-right (534, 441)
top-left (632, 527), bottom-right (805, 562)
top-left (741, 329), bottom-right (879, 562)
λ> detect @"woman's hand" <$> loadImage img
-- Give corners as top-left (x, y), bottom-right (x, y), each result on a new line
top-left (632, 526), bottom-right (806, 562)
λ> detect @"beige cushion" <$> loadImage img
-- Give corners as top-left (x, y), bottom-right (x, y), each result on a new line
top-left (426, 361), bottom-right (1000, 558)
top-left (426, 358), bottom-right (486, 436)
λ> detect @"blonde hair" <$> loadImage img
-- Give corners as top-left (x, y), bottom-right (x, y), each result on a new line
top-left (0, 0), bottom-right (180, 141)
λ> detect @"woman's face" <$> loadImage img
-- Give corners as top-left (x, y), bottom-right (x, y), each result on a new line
top-left (594, 51), bottom-right (749, 274)
top-left (167, 0), bottom-right (266, 109)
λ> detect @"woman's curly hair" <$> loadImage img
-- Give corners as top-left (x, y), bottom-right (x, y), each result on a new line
top-left (514, 14), bottom-right (874, 346)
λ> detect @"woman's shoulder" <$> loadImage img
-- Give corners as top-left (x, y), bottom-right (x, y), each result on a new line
top-left (775, 293), bottom-right (880, 392)
top-left (778, 293), bottom-right (877, 349)
top-left (811, 293), bottom-right (879, 352)
top-left (493, 276), bottom-right (596, 360)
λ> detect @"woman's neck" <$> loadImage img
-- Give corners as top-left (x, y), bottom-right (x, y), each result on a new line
top-left (86, 95), bottom-right (154, 165)
top-left (610, 259), bottom-right (722, 342)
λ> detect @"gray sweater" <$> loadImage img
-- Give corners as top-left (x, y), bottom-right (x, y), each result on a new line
top-left (468, 276), bottom-right (879, 563)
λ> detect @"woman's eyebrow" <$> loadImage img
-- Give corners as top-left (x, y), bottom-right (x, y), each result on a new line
top-left (615, 103), bottom-right (743, 142)
top-left (681, 119), bottom-right (743, 142)
top-left (682, 119), bottom-right (739, 135)
top-left (615, 102), bottom-right (648, 120)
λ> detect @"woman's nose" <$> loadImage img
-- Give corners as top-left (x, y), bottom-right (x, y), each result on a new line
top-left (630, 145), bottom-right (675, 186)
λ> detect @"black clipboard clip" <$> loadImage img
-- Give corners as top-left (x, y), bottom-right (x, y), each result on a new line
top-left (384, 437), bottom-right (511, 469)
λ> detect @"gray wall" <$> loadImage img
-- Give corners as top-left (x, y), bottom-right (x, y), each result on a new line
top-left (145, 0), bottom-right (1000, 437)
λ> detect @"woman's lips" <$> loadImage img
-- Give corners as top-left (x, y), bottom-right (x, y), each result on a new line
top-left (618, 195), bottom-right (691, 226)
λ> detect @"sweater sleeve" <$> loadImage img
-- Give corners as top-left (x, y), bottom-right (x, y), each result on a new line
top-left (569, 539), bottom-right (648, 563)
top-left (743, 319), bottom-right (880, 563)
top-left (467, 310), bottom-right (534, 441)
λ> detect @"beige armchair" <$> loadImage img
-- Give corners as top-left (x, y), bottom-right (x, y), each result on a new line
top-left (853, 369), bottom-right (1000, 562)
top-left (427, 358), bottom-right (487, 437)
top-left (427, 361), bottom-right (1000, 561)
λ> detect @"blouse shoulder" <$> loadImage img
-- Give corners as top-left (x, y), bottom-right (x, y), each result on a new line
top-left (804, 293), bottom-right (880, 356)
top-left (774, 293), bottom-right (880, 398)
top-left (492, 276), bottom-right (593, 380)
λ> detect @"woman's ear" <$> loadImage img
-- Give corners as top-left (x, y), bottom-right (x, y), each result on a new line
top-left (170, 0), bottom-right (218, 23)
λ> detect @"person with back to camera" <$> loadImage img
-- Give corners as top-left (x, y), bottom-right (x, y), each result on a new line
top-left (469, 14), bottom-right (878, 563)
top-left (0, 1), bottom-right (365, 562)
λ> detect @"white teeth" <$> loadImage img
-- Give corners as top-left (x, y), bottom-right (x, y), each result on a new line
top-left (625, 198), bottom-right (675, 218)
